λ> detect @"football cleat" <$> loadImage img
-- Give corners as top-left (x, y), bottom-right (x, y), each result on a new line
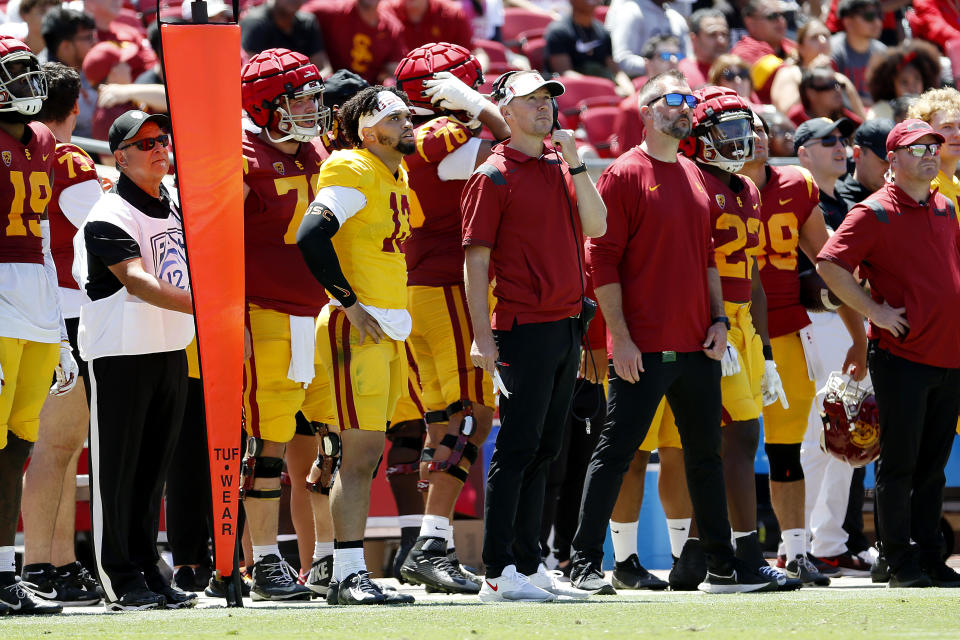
top-left (697, 560), bottom-right (779, 594)
top-left (785, 554), bottom-right (831, 586)
top-left (611, 554), bottom-right (668, 590)
top-left (0, 577), bottom-right (63, 614)
top-left (21, 563), bottom-right (100, 607)
top-left (669, 539), bottom-right (707, 591)
top-left (570, 561), bottom-right (616, 595)
top-left (478, 564), bottom-right (555, 603)
top-left (251, 554), bottom-right (312, 601)
top-left (527, 563), bottom-right (590, 599)
top-left (337, 571), bottom-right (386, 605)
top-left (104, 587), bottom-right (165, 612)
top-left (305, 555), bottom-right (333, 597)
top-left (448, 550), bottom-right (482, 586)
top-left (401, 537), bottom-right (479, 594)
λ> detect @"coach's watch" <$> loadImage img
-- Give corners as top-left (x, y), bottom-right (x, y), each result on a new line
top-left (712, 315), bottom-right (731, 330)
top-left (569, 163), bottom-right (587, 175)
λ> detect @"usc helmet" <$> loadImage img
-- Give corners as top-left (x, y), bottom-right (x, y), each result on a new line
top-left (819, 372), bottom-right (881, 467)
top-left (0, 35), bottom-right (47, 117)
top-left (686, 85), bottom-right (755, 172)
top-left (395, 42), bottom-right (483, 116)
top-left (241, 48), bottom-right (330, 143)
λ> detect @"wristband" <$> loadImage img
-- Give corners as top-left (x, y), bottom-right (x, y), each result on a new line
top-left (569, 163), bottom-right (587, 176)
top-left (712, 315), bottom-right (730, 330)
top-left (763, 345), bottom-right (774, 361)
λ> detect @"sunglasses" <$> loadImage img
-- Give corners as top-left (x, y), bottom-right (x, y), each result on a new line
top-left (657, 51), bottom-right (685, 61)
top-left (647, 92), bottom-right (699, 108)
top-left (857, 9), bottom-right (880, 20)
top-left (810, 81), bottom-right (841, 92)
top-left (762, 11), bottom-right (787, 20)
top-left (120, 133), bottom-right (170, 152)
top-left (721, 68), bottom-right (750, 81)
top-left (807, 135), bottom-right (847, 148)
top-left (896, 142), bottom-right (940, 157)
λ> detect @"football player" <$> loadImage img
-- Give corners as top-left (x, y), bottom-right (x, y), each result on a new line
top-left (239, 47), bottom-right (334, 602)
top-left (390, 42), bottom-right (510, 595)
top-left (296, 85), bottom-right (417, 605)
top-left (0, 35), bottom-right (76, 615)
top-left (19, 61), bottom-right (104, 608)
top-left (738, 112), bottom-right (866, 585)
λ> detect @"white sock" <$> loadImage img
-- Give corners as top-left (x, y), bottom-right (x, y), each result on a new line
top-left (333, 547), bottom-right (366, 581)
top-left (665, 518), bottom-right (691, 558)
top-left (0, 546), bottom-right (14, 573)
top-left (398, 514), bottom-right (423, 529)
top-left (783, 528), bottom-right (806, 560)
top-left (313, 541), bottom-right (334, 562)
top-left (252, 544), bottom-right (281, 564)
top-left (419, 514), bottom-right (450, 539)
top-left (610, 520), bottom-right (639, 563)
top-left (444, 524), bottom-right (456, 552)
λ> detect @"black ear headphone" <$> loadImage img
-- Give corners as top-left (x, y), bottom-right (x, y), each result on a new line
top-left (491, 70), bottom-right (560, 130)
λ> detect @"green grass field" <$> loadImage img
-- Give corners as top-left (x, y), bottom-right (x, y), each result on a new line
top-left (4, 579), bottom-right (960, 639)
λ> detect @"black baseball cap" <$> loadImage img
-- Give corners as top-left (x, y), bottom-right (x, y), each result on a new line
top-left (108, 109), bottom-right (170, 152)
top-left (853, 117), bottom-right (894, 159)
top-left (793, 117), bottom-right (857, 154)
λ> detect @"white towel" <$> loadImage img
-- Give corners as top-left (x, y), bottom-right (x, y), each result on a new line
top-left (287, 314), bottom-right (316, 387)
top-left (798, 325), bottom-right (825, 383)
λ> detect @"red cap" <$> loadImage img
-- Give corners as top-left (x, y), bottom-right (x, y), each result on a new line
top-left (886, 118), bottom-right (946, 154)
top-left (82, 41), bottom-right (139, 87)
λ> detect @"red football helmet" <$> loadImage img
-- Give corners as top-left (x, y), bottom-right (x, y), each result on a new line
top-left (241, 48), bottom-right (330, 142)
top-left (0, 35), bottom-right (46, 116)
top-left (395, 42), bottom-right (483, 116)
top-left (819, 373), bottom-right (881, 467)
top-left (685, 85), bottom-right (754, 172)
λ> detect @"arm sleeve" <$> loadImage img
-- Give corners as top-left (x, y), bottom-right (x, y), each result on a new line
top-left (437, 137), bottom-right (482, 182)
top-left (585, 170), bottom-right (629, 287)
top-left (84, 220), bottom-right (141, 266)
top-left (816, 204), bottom-right (878, 272)
top-left (311, 185), bottom-right (366, 225)
top-left (59, 179), bottom-right (103, 228)
top-left (296, 203), bottom-right (358, 307)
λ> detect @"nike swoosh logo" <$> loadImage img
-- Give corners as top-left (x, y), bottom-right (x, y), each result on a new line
top-left (669, 527), bottom-right (686, 531)
top-left (31, 588), bottom-right (57, 598)
top-left (42, 153), bottom-right (50, 161)
top-left (485, 580), bottom-right (498, 591)
top-left (819, 557), bottom-right (840, 567)
top-left (575, 39), bottom-right (602, 53)
top-left (649, 184), bottom-right (661, 191)
top-left (779, 198), bottom-right (792, 205)
top-left (610, 528), bottom-right (621, 534)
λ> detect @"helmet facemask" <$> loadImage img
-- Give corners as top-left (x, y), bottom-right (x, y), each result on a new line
top-left (267, 79), bottom-right (331, 143)
top-left (0, 51), bottom-right (46, 117)
top-left (697, 110), bottom-right (754, 173)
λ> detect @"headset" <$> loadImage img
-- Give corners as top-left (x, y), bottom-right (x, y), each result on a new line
top-left (491, 71), bottom-right (603, 427)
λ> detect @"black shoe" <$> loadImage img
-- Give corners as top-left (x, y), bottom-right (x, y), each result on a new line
top-left (393, 528), bottom-right (419, 584)
top-left (305, 555), bottom-right (333, 597)
top-left (785, 554), bottom-right (831, 586)
top-left (326, 578), bottom-right (339, 605)
top-left (105, 588), bottom-right (165, 612)
top-left (58, 562), bottom-right (104, 599)
top-left (570, 560), bottom-right (616, 595)
top-left (146, 574), bottom-right (199, 610)
top-left (337, 571), bottom-right (386, 605)
top-left (612, 554), bottom-right (668, 590)
top-left (669, 539), bottom-right (707, 591)
top-left (447, 549), bottom-right (482, 586)
top-left (923, 563), bottom-right (960, 588)
top-left (888, 563), bottom-right (934, 588)
top-left (251, 554), bottom-right (312, 601)
top-left (22, 563), bottom-right (101, 607)
top-left (0, 576), bottom-right (63, 614)
top-left (173, 566), bottom-right (210, 592)
top-left (871, 555), bottom-right (891, 583)
top-left (697, 559), bottom-right (779, 594)
top-left (734, 533), bottom-right (802, 592)
top-left (400, 537), bottom-right (479, 594)
top-left (205, 573), bottom-right (251, 598)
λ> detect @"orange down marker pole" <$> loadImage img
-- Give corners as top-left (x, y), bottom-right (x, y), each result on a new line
top-left (161, 20), bottom-right (244, 602)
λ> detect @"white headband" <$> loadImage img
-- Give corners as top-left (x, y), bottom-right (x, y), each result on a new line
top-left (357, 91), bottom-right (408, 139)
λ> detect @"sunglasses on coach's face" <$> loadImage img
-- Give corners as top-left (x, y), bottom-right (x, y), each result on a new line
top-left (646, 93), bottom-right (699, 108)
top-left (120, 134), bottom-right (170, 152)
top-left (896, 143), bottom-right (940, 157)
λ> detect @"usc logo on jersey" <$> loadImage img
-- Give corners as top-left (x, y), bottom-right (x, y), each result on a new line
top-left (351, 34), bottom-right (373, 73)
top-left (1, 151), bottom-right (10, 167)
top-left (715, 194), bottom-right (726, 209)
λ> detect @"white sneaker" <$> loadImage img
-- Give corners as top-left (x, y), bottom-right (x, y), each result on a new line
top-left (528, 563), bottom-right (590, 599)
top-left (478, 565), bottom-right (556, 603)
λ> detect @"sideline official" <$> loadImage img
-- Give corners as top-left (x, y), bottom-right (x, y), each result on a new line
top-left (818, 119), bottom-right (960, 588)
top-left (461, 70), bottom-right (606, 602)
top-left (77, 110), bottom-right (196, 611)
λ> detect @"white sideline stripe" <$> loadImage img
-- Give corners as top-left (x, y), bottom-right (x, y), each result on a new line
top-left (88, 369), bottom-right (117, 602)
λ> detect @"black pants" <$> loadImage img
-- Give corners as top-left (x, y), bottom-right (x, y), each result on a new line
top-left (482, 318), bottom-right (580, 578)
top-left (573, 351), bottom-right (734, 571)
top-left (540, 380), bottom-right (604, 562)
top-left (868, 344), bottom-right (960, 572)
top-left (842, 466), bottom-right (869, 555)
top-left (165, 377), bottom-right (213, 568)
top-left (89, 350), bottom-right (188, 600)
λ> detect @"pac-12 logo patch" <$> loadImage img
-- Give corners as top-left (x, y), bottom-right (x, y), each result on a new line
top-left (1, 151), bottom-right (10, 166)
top-left (715, 194), bottom-right (725, 209)
top-left (273, 161), bottom-right (285, 175)
top-left (151, 228), bottom-right (189, 291)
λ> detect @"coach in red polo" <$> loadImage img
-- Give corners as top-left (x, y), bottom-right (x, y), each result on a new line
top-left (818, 118), bottom-right (960, 589)
top-left (461, 70), bottom-right (606, 602)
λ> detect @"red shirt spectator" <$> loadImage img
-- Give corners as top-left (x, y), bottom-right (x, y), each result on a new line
top-left (306, 0), bottom-right (405, 83)
top-left (384, 0), bottom-right (473, 50)
top-left (818, 182), bottom-right (960, 368)
top-left (907, 0), bottom-right (960, 52)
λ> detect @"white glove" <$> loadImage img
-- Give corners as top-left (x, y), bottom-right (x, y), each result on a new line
top-left (49, 342), bottom-right (79, 397)
top-left (720, 343), bottom-right (741, 377)
top-left (422, 71), bottom-right (489, 120)
top-left (0, 359), bottom-right (4, 388)
top-left (761, 359), bottom-right (789, 408)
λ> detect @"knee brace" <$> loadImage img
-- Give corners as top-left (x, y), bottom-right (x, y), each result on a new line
top-left (305, 424), bottom-right (341, 495)
top-left (240, 437), bottom-right (284, 500)
top-left (385, 419), bottom-right (425, 479)
top-left (765, 442), bottom-right (804, 482)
